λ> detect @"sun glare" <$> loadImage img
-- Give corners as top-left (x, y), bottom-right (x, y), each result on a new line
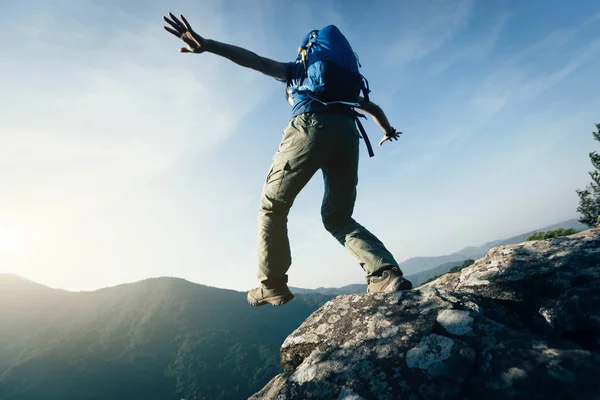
top-left (0, 223), bottom-right (22, 256)
top-left (0, 226), bottom-right (10, 251)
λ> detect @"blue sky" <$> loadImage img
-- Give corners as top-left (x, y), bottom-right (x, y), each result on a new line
top-left (1, 0), bottom-right (599, 292)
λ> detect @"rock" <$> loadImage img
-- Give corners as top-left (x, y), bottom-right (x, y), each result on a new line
top-left (250, 229), bottom-right (600, 400)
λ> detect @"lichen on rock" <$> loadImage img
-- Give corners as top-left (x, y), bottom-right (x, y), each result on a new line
top-left (436, 309), bottom-right (474, 335)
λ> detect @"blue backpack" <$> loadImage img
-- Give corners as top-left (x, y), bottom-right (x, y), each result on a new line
top-left (292, 25), bottom-right (375, 157)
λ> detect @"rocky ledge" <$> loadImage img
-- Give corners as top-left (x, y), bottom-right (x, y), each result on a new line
top-left (251, 229), bottom-right (600, 400)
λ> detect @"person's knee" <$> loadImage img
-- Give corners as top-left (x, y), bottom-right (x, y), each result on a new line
top-left (260, 191), bottom-right (291, 217)
top-left (322, 211), bottom-right (347, 235)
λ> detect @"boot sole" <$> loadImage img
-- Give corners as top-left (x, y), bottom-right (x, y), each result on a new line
top-left (248, 293), bottom-right (294, 307)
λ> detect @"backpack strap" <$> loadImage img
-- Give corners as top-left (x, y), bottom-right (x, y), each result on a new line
top-left (356, 77), bottom-right (373, 157)
top-left (353, 111), bottom-right (375, 158)
top-left (360, 75), bottom-right (370, 104)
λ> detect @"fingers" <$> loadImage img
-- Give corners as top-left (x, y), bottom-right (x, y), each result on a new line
top-left (180, 14), bottom-right (193, 31)
top-left (379, 134), bottom-right (401, 146)
top-left (163, 16), bottom-right (182, 34)
top-left (387, 129), bottom-right (401, 141)
top-left (379, 127), bottom-right (403, 146)
top-left (163, 25), bottom-right (181, 37)
top-left (169, 12), bottom-right (186, 30)
top-left (179, 47), bottom-right (191, 53)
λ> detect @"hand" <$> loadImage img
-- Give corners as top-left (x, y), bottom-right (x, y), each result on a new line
top-left (163, 12), bottom-right (206, 53)
top-left (378, 127), bottom-right (402, 146)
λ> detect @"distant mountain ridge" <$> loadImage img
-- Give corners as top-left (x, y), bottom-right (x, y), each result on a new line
top-left (291, 284), bottom-right (366, 295)
top-left (0, 276), bottom-right (332, 400)
top-left (397, 218), bottom-right (588, 275)
top-left (292, 218), bottom-right (589, 294)
top-left (452, 219), bottom-right (589, 259)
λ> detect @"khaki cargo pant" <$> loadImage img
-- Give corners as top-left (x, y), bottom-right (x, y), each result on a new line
top-left (257, 112), bottom-right (400, 289)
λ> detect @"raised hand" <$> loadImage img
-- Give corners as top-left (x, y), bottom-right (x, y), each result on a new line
top-left (162, 12), bottom-right (206, 53)
top-left (378, 128), bottom-right (402, 146)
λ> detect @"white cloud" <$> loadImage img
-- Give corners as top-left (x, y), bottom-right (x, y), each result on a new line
top-left (514, 39), bottom-right (600, 103)
top-left (407, 29), bottom-right (600, 152)
top-left (429, 13), bottom-right (509, 74)
top-left (384, 0), bottom-right (474, 65)
top-left (511, 12), bottom-right (600, 65)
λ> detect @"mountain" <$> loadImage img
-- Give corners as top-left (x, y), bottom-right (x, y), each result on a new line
top-left (0, 274), bottom-right (74, 370)
top-left (397, 218), bottom-right (588, 276)
top-left (403, 218), bottom-right (589, 285)
top-left (405, 260), bottom-right (471, 287)
top-left (453, 218), bottom-right (590, 260)
top-left (291, 219), bottom-right (590, 294)
top-left (0, 276), bottom-right (332, 400)
top-left (290, 284), bottom-right (366, 295)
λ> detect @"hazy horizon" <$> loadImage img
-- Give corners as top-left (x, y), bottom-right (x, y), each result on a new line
top-left (0, 216), bottom-right (586, 293)
top-left (1, 0), bottom-right (599, 292)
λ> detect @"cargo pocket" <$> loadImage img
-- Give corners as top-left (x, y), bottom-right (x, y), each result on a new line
top-left (265, 159), bottom-right (291, 196)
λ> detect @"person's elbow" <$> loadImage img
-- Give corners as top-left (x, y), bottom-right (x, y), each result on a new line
top-left (365, 102), bottom-right (383, 118)
top-left (260, 58), bottom-right (288, 81)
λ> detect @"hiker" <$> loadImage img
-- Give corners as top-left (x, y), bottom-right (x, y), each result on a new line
top-left (163, 13), bottom-right (412, 307)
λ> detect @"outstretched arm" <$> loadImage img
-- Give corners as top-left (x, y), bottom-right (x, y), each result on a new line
top-left (205, 40), bottom-right (288, 80)
top-left (356, 98), bottom-right (401, 146)
top-left (163, 13), bottom-right (288, 81)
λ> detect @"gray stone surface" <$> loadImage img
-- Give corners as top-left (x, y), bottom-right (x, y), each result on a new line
top-left (250, 229), bottom-right (600, 400)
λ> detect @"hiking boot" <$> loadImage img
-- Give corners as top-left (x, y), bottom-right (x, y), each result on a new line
top-left (247, 285), bottom-right (294, 307)
top-left (367, 267), bottom-right (413, 293)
